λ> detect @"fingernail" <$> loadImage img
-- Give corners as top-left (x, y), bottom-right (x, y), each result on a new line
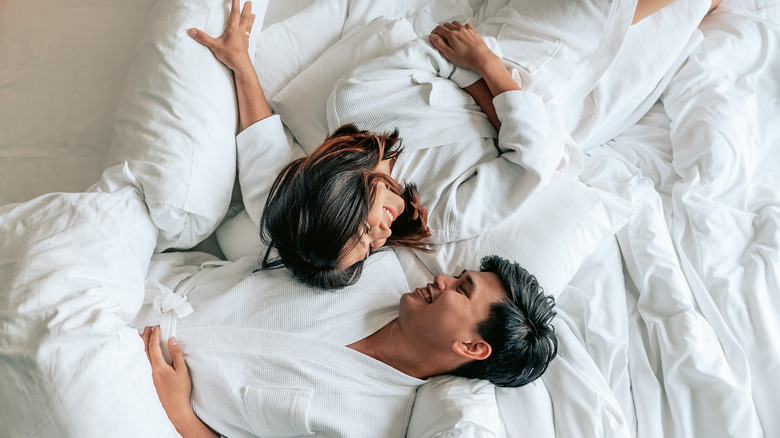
top-left (188, 28), bottom-right (197, 38)
top-left (170, 337), bottom-right (178, 346)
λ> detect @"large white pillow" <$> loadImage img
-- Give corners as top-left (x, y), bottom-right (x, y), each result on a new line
top-left (414, 173), bottom-right (636, 298)
top-left (254, 0), bottom-right (348, 101)
top-left (107, 0), bottom-right (267, 251)
top-left (270, 17), bottom-right (418, 153)
top-left (0, 184), bottom-right (176, 437)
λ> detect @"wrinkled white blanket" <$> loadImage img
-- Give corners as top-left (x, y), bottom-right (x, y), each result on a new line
top-left (1, 0), bottom-right (778, 437)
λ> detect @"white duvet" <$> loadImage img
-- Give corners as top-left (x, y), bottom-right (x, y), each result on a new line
top-left (1, 0), bottom-right (779, 437)
top-left (0, 177), bottom-right (180, 436)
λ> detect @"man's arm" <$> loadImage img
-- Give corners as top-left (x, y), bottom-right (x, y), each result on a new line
top-left (142, 327), bottom-right (219, 438)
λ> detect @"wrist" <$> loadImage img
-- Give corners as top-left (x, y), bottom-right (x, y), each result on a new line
top-left (165, 401), bottom-right (197, 425)
top-left (474, 53), bottom-right (504, 78)
top-left (478, 57), bottom-right (521, 96)
top-left (230, 56), bottom-right (256, 78)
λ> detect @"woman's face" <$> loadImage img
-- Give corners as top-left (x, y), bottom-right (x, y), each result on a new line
top-left (338, 181), bottom-right (405, 269)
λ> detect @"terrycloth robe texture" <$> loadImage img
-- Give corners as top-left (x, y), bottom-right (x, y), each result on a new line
top-left (135, 251), bottom-right (424, 437)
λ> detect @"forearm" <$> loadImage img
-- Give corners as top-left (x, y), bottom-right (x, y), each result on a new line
top-left (232, 61), bottom-right (272, 131)
top-left (463, 78), bottom-right (500, 131)
top-left (475, 55), bottom-right (521, 98)
top-left (169, 411), bottom-right (219, 438)
top-left (462, 58), bottom-right (520, 132)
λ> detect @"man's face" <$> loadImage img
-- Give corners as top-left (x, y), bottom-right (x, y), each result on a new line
top-left (398, 270), bottom-right (508, 351)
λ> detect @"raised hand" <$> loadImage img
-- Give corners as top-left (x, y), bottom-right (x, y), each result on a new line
top-left (188, 0), bottom-right (256, 73)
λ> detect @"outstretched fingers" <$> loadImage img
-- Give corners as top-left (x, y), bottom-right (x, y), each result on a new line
top-left (241, 1), bottom-right (255, 29)
top-left (229, 0), bottom-right (241, 25)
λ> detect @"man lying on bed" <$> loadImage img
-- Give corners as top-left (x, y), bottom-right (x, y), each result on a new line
top-left (140, 254), bottom-right (557, 438)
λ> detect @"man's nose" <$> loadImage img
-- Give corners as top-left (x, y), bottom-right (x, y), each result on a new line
top-left (431, 275), bottom-right (450, 290)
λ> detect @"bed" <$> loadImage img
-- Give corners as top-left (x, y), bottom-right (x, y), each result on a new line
top-left (1, 0), bottom-right (778, 436)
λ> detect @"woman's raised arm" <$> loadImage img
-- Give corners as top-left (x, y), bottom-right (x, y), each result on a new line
top-left (189, 0), bottom-right (271, 130)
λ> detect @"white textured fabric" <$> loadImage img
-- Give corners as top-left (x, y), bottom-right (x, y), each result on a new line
top-left (413, 172), bottom-right (635, 297)
top-left (107, 0), bottom-right (267, 251)
top-left (328, 37), bottom-right (567, 244)
top-left (567, 0), bottom-right (711, 150)
top-left (0, 183), bottom-right (174, 437)
top-left (254, 0), bottom-right (348, 101)
top-left (214, 115), bottom-right (304, 259)
top-left (408, 376), bottom-right (500, 437)
top-left (3, 0), bottom-right (780, 437)
top-left (134, 252), bottom-right (422, 437)
top-left (271, 17), bottom-right (418, 153)
top-left (476, 0), bottom-right (637, 105)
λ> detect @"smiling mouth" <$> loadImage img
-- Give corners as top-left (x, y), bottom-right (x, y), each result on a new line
top-left (416, 286), bottom-right (432, 303)
top-left (384, 207), bottom-right (396, 223)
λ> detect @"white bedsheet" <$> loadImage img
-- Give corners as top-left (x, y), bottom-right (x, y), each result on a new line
top-left (574, 4), bottom-right (780, 434)
top-left (1, 0), bottom-right (778, 437)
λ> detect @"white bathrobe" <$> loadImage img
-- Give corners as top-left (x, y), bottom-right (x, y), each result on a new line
top-left (136, 251), bottom-right (424, 438)
top-left (326, 0), bottom-right (709, 245)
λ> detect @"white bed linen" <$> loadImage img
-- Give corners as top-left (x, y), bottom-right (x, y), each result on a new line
top-left (577, 2), bottom-right (780, 430)
top-left (1, 0), bottom-right (779, 437)
top-left (0, 174), bottom-right (178, 437)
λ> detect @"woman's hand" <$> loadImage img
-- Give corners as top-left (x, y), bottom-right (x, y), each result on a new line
top-left (429, 21), bottom-right (501, 74)
top-left (430, 21), bottom-right (519, 126)
top-left (188, 0), bottom-right (270, 130)
top-left (142, 327), bottom-right (217, 438)
top-left (188, 0), bottom-right (256, 73)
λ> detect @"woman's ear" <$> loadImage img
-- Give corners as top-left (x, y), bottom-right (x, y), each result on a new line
top-left (451, 340), bottom-right (492, 361)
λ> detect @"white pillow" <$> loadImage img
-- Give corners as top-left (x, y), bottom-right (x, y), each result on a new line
top-left (270, 17), bottom-right (418, 153)
top-left (0, 185), bottom-right (176, 437)
top-left (408, 376), bottom-right (501, 437)
top-left (414, 173), bottom-right (636, 298)
top-left (254, 0), bottom-right (348, 101)
top-left (107, 0), bottom-right (267, 251)
top-left (216, 208), bottom-right (265, 261)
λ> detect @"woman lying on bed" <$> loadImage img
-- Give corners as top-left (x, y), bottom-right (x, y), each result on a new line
top-left (190, 0), bottom-right (718, 290)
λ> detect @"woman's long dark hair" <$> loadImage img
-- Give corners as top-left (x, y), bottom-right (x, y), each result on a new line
top-left (260, 124), bottom-right (430, 289)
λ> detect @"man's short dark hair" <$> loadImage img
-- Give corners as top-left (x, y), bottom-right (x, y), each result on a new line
top-left (450, 255), bottom-right (558, 387)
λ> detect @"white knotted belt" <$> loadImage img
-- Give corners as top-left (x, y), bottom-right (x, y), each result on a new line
top-left (144, 260), bottom-right (228, 361)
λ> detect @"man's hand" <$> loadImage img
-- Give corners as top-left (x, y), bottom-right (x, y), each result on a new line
top-left (142, 326), bottom-right (217, 438)
top-left (188, 0), bottom-right (256, 74)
